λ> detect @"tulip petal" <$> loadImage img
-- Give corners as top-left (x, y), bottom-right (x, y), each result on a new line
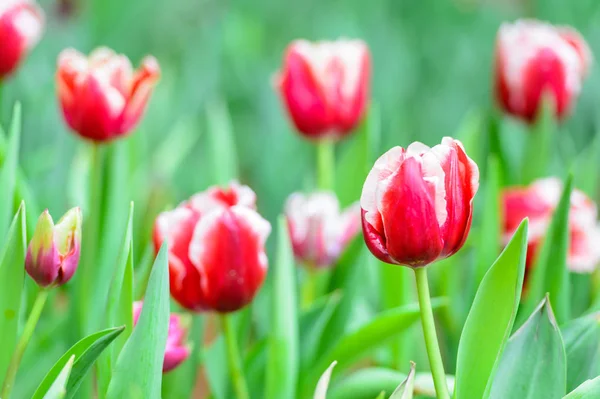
top-left (120, 56), bottom-right (160, 134)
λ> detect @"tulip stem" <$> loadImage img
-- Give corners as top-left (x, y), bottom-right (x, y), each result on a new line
top-left (301, 267), bottom-right (317, 308)
top-left (1, 289), bottom-right (49, 399)
top-left (316, 139), bottom-right (335, 191)
top-left (414, 267), bottom-right (450, 399)
top-left (220, 314), bottom-right (249, 399)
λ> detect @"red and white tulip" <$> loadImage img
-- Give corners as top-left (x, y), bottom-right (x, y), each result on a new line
top-left (153, 182), bottom-right (271, 313)
top-left (361, 138), bottom-right (479, 267)
top-left (285, 191), bottom-right (360, 268)
top-left (494, 19), bottom-right (591, 122)
top-left (502, 177), bottom-right (600, 273)
top-left (56, 47), bottom-right (160, 142)
top-left (0, 0), bottom-right (44, 80)
top-left (275, 38), bottom-right (371, 140)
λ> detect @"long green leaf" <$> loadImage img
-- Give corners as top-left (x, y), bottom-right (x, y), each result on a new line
top-left (329, 368), bottom-right (406, 399)
top-left (521, 94), bottom-right (555, 185)
top-left (32, 326), bottom-right (125, 399)
top-left (106, 242), bottom-right (170, 399)
top-left (489, 296), bottom-right (566, 399)
top-left (0, 104), bottom-right (21, 238)
top-left (454, 219), bottom-right (528, 399)
top-left (0, 203), bottom-right (26, 387)
top-left (206, 99), bottom-right (238, 185)
top-left (42, 356), bottom-right (75, 399)
top-left (520, 175), bottom-right (572, 325)
top-left (266, 216), bottom-right (299, 399)
top-left (562, 312), bottom-right (600, 392)
top-left (390, 362), bottom-right (416, 399)
top-left (564, 376), bottom-right (600, 398)
top-left (313, 361), bottom-right (337, 399)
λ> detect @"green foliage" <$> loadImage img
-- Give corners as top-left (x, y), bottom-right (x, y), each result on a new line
top-left (390, 362), bottom-right (416, 399)
top-left (562, 313), bottom-right (600, 392)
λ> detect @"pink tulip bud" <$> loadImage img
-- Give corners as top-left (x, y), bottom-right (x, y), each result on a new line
top-left (56, 47), bottom-right (161, 142)
top-left (25, 207), bottom-right (82, 287)
top-left (275, 38), bottom-right (371, 141)
top-left (285, 191), bottom-right (360, 268)
top-left (494, 19), bottom-right (592, 123)
top-left (133, 301), bottom-right (191, 373)
top-left (0, 0), bottom-right (44, 80)
top-left (502, 177), bottom-right (600, 273)
top-left (153, 181), bottom-right (271, 313)
top-left (361, 138), bottom-right (479, 267)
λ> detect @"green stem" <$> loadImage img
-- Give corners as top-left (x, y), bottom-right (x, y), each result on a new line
top-left (316, 139), bottom-right (335, 191)
top-left (301, 267), bottom-right (317, 309)
top-left (221, 315), bottom-right (249, 399)
top-left (1, 289), bottom-right (49, 399)
top-left (414, 267), bottom-right (449, 399)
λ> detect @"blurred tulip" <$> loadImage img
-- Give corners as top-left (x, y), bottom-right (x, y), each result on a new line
top-left (285, 191), bottom-right (360, 268)
top-left (25, 207), bottom-right (82, 287)
top-left (502, 177), bottom-right (600, 273)
top-left (133, 301), bottom-right (190, 373)
top-left (275, 38), bottom-right (371, 140)
top-left (153, 182), bottom-right (271, 313)
top-left (495, 19), bottom-right (591, 123)
top-left (56, 47), bottom-right (160, 142)
top-left (0, 0), bottom-right (44, 80)
top-left (361, 137), bottom-right (479, 267)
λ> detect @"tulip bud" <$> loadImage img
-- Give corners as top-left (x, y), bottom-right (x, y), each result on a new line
top-left (56, 47), bottom-right (161, 142)
top-left (153, 182), bottom-right (271, 313)
top-left (0, 0), bottom-right (44, 80)
top-left (502, 177), bottom-right (600, 273)
top-left (25, 207), bottom-right (82, 287)
top-left (361, 138), bottom-right (479, 267)
top-left (285, 191), bottom-right (360, 268)
top-left (133, 301), bottom-right (190, 373)
top-left (275, 38), bottom-right (371, 141)
top-left (494, 19), bottom-right (591, 123)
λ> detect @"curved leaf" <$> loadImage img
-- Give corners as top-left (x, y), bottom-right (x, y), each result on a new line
top-left (329, 368), bottom-right (406, 399)
top-left (562, 313), bottom-right (600, 392)
top-left (390, 362), bottom-right (416, 399)
top-left (564, 376), bottom-right (600, 399)
top-left (42, 356), bottom-right (75, 399)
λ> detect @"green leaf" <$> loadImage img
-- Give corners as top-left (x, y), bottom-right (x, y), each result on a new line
top-left (390, 361), bottom-right (416, 399)
top-left (374, 392), bottom-right (385, 399)
top-left (574, 131), bottom-right (600, 198)
top-left (520, 175), bottom-right (572, 325)
top-left (206, 99), bottom-right (238, 185)
top-left (32, 326), bottom-right (125, 399)
top-left (456, 109), bottom-right (485, 168)
top-left (564, 376), bottom-right (600, 399)
top-left (41, 355), bottom-right (75, 399)
top-left (454, 219), bottom-right (528, 399)
top-left (489, 296), bottom-right (566, 399)
top-left (266, 216), bottom-right (299, 399)
top-left (328, 368), bottom-right (406, 399)
top-left (106, 242), bottom-right (170, 399)
top-left (0, 203), bottom-right (26, 387)
top-left (314, 361), bottom-right (337, 399)
top-left (521, 93), bottom-right (555, 185)
top-left (561, 312), bottom-right (600, 392)
top-left (0, 104), bottom-right (21, 238)
top-left (303, 300), bottom-right (444, 398)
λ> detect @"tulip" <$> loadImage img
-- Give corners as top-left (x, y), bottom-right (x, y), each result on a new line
top-left (361, 137), bottom-right (479, 268)
top-left (56, 47), bottom-right (160, 142)
top-left (494, 19), bottom-right (591, 123)
top-left (133, 301), bottom-right (190, 373)
top-left (285, 191), bottom-right (360, 268)
top-left (153, 182), bottom-right (271, 313)
top-left (275, 38), bottom-right (371, 141)
top-left (0, 0), bottom-right (44, 80)
top-left (502, 177), bottom-right (600, 273)
top-left (25, 207), bottom-right (82, 287)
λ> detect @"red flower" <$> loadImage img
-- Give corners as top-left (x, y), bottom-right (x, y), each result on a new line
top-left (153, 182), bottom-right (271, 313)
top-left (502, 177), bottom-right (600, 273)
top-left (0, 0), bottom-right (44, 80)
top-left (275, 38), bottom-right (371, 141)
top-left (360, 138), bottom-right (479, 267)
top-left (494, 19), bottom-right (591, 123)
top-left (133, 301), bottom-right (190, 373)
top-left (56, 47), bottom-right (160, 142)
top-left (285, 191), bottom-right (360, 268)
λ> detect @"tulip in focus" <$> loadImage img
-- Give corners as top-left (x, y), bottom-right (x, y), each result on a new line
top-left (0, 0), bottom-right (44, 80)
top-left (361, 137), bottom-right (479, 267)
top-left (275, 38), bottom-right (371, 140)
top-left (133, 301), bottom-right (190, 373)
top-left (502, 177), bottom-right (600, 273)
top-left (25, 207), bottom-right (82, 287)
top-left (56, 47), bottom-right (161, 142)
top-left (153, 182), bottom-right (271, 313)
top-left (285, 191), bottom-right (360, 268)
top-left (495, 19), bottom-right (591, 123)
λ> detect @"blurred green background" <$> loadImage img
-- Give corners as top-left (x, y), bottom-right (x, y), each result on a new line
top-left (3, 0), bottom-right (600, 222)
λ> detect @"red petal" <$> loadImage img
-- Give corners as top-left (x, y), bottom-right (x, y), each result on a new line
top-left (361, 208), bottom-right (395, 264)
